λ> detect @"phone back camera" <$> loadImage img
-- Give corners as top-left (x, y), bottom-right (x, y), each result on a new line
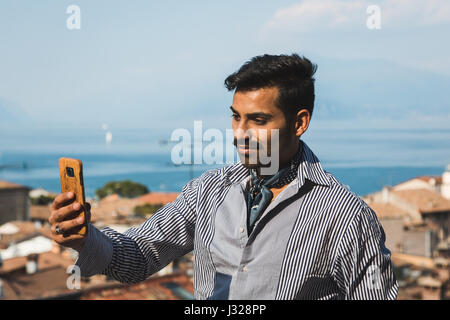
top-left (66, 167), bottom-right (75, 177)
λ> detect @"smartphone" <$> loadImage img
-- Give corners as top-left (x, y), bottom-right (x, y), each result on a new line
top-left (58, 157), bottom-right (87, 235)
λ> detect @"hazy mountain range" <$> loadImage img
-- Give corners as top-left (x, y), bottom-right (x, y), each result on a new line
top-left (1, 58), bottom-right (449, 129)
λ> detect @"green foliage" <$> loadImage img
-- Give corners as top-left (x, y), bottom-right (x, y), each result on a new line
top-left (95, 180), bottom-right (149, 199)
top-left (30, 194), bottom-right (55, 205)
top-left (133, 203), bottom-right (164, 218)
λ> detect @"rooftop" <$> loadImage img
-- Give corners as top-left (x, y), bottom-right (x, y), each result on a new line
top-left (89, 192), bottom-right (178, 225)
top-left (79, 272), bottom-right (193, 300)
top-left (366, 201), bottom-right (410, 219)
top-left (0, 251), bottom-right (81, 299)
top-left (0, 180), bottom-right (28, 190)
top-left (391, 252), bottom-right (435, 269)
top-left (30, 205), bottom-right (51, 221)
top-left (137, 192), bottom-right (179, 205)
top-left (392, 188), bottom-right (450, 214)
top-left (0, 221), bottom-right (43, 249)
top-left (415, 176), bottom-right (443, 184)
top-left (90, 195), bottom-right (140, 225)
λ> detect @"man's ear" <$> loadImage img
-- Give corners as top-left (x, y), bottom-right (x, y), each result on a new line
top-left (294, 108), bottom-right (310, 137)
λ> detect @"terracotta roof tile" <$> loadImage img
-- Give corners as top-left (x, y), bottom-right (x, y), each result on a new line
top-left (137, 192), bottom-right (179, 205)
top-left (0, 250), bottom-right (74, 275)
top-left (392, 189), bottom-right (450, 214)
top-left (90, 196), bottom-right (139, 224)
top-left (391, 252), bottom-right (435, 269)
top-left (0, 250), bottom-right (82, 299)
top-left (0, 180), bottom-right (28, 190)
top-left (30, 205), bottom-right (51, 221)
top-left (80, 272), bottom-right (193, 300)
top-left (0, 221), bottom-right (40, 249)
top-left (416, 176), bottom-right (443, 184)
top-left (367, 202), bottom-right (410, 219)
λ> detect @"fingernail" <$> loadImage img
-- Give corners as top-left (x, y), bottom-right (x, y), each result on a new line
top-left (77, 216), bottom-right (84, 223)
top-left (68, 192), bottom-right (74, 198)
top-left (73, 203), bottom-right (80, 210)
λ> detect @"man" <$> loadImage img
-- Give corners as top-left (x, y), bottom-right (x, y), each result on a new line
top-left (49, 53), bottom-right (398, 300)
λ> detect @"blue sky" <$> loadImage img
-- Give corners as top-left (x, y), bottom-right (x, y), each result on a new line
top-left (1, 0), bottom-right (450, 135)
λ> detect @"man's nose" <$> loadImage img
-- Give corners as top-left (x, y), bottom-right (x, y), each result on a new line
top-left (234, 123), bottom-right (253, 142)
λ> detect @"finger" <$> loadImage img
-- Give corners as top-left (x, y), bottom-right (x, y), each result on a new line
top-left (85, 202), bottom-right (91, 222)
top-left (49, 201), bottom-right (82, 225)
top-left (52, 214), bottom-right (86, 236)
top-left (51, 192), bottom-right (75, 210)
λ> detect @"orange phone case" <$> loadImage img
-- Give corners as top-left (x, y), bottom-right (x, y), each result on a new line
top-left (58, 157), bottom-right (87, 235)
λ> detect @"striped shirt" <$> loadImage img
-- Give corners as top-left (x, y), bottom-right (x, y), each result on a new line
top-left (75, 140), bottom-right (399, 300)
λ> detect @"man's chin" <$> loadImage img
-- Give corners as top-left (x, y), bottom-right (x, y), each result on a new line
top-left (237, 154), bottom-right (265, 169)
top-left (241, 162), bottom-right (260, 169)
top-left (238, 153), bottom-right (257, 167)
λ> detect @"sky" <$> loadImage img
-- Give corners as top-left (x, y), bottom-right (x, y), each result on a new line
top-left (0, 0), bottom-right (450, 136)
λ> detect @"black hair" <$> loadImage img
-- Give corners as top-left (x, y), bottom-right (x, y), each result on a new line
top-left (224, 53), bottom-right (317, 120)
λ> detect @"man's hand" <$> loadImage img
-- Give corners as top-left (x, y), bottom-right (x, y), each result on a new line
top-left (49, 192), bottom-right (91, 253)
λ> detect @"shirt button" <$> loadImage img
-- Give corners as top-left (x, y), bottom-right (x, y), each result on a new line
top-left (239, 227), bottom-right (245, 233)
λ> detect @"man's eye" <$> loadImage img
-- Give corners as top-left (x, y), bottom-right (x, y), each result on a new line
top-left (254, 119), bottom-right (267, 125)
top-left (231, 114), bottom-right (240, 120)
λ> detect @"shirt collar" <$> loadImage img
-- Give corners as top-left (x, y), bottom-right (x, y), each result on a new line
top-left (296, 140), bottom-right (331, 189)
top-left (229, 139), bottom-right (331, 189)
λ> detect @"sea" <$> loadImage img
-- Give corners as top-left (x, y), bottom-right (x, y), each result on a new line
top-left (0, 126), bottom-right (449, 198)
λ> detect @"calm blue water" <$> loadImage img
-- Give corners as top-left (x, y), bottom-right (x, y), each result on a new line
top-left (0, 151), bottom-right (446, 198)
top-left (0, 127), bottom-right (449, 197)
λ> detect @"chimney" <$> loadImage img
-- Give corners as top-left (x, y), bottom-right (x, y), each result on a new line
top-left (381, 186), bottom-right (390, 203)
top-left (26, 253), bottom-right (39, 274)
top-left (442, 164), bottom-right (450, 200)
top-left (429, 178), bottom-right (436, 187)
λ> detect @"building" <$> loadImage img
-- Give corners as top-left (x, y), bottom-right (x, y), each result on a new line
top-left (0, 190), bottom-right (194, 300)
top-left (442, 164), bottom-right (450, 200)
top-left (0, 180), bottom-right (30, 224)
top-left (391, 164), bottom-right (450, 200)
top-left (363, 166), bottom-right (450, 258)
top-left (363, 166), bottom-right (450, 300)
top-left (136, 192), bottom-right (179, 206)
top-left (0, 250), bottom-right (74, 299)
top-left (30, 205), bottom-right (52, 227)
top-left (78, 272), bottom-right (194, 300)
top-left (393, 176), bottom-right (443, 193)
top-left (364, 187), bottom-right (450, 258)
top-left (0, 221), bottom-right (55, 260)
top-left (391, 253), bottom-right (450, 300)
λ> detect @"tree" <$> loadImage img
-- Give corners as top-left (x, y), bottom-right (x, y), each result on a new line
top-left (133, 203), bottom-right (164, 218)
top-left (95, 180), bottom-right (149, 199)
top-left (30, 194), bottom-right (55, 205)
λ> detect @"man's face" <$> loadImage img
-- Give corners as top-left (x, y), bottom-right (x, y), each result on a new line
top-left (231, 86), bottom-right (297, 170)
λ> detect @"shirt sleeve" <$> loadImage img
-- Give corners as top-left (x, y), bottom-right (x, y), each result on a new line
top-left (75, 222), bottom-right (113, 277)
top-left (75, 177), bottom-right (198, 283)
top-left (333, 204), bottom-right (399, 300)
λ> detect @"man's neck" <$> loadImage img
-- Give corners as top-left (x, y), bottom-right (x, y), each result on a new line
top-left (255, 140), bottom-right (301, 178)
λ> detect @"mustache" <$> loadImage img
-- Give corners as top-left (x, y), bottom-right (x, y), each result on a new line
top-left (233, 137), bottom-right (261, 149)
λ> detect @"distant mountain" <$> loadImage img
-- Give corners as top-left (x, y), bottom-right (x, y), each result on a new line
top-left (312, 58), bottom-right (450, 119)
top-left (0, 98), bottom-right (26, 124)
